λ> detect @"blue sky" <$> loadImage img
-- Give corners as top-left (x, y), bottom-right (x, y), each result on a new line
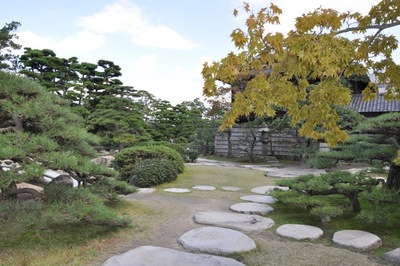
top-left (2, 0), bottom-right (396, 104)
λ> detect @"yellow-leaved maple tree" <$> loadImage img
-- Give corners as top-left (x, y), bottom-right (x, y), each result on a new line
top-left (202, 1), bottom-right (400, 148)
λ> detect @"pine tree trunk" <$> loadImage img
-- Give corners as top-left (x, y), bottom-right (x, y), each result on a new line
top-left (347, 191), bottom-right (361, 213)
top-left (386, 164), bottom-right (400, 190)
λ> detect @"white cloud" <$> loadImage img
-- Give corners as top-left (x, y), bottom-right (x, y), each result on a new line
top-left (17, 30), bottom-right (104, 55)
top-left (77, 0), bottom-right (198, 50)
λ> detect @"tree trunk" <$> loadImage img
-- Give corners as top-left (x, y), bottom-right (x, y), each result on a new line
top-left (346, 191), bottom-right (361, 213)
top-left (386, 164), bottom-right (400, 190)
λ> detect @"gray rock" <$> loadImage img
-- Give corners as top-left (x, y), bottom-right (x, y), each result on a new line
top-left (240, 195), bottom-right (277, 204)
top-left (91, 155), bottom-right (115, 167)
top-left (230, 202), bottom-right (274, 215)
top-left (192, 185), bottom-right (216, 191)
top-left (251, 185), bottom-right (289, 195)
top-left (333, 230), bottom-right (382, 251)
top-left (276, 224), bottom-right (323, 240)
top-left (194, 211), bottom-right (275, 231)
top-left (221, 186), bottom-right (242, 191)
top-left (103, 245), bottom-right (245, 266)
top-left (164, 188), bottom-right (190, 193)
top-left (383, 248), bottom-right (400, 264)
top-left (178, 226), bottom-right (256, 255)
top-left (49, 174), bottom-right (74, 187)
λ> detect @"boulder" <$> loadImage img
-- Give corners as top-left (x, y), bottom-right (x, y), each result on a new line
top-left (179, 226), bottom-right (256, 255)
top-left (194, 211), bottom-right (275, 231)
top-left (276, 224), bottom-right (323, 240)
top-left (332, 230), bottom-right (382, 251)
top-left (383, 248), bottom-right (400, 264)
top-left (49, 174), bottom-right (74, 187)
top-left (103, 245), bottom-right (245, 266)
top-left (91, 155), bottom-right (115, 167)
top-left (230, 202), bottom-right (274, 215)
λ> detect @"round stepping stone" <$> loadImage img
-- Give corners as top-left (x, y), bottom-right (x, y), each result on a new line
top-left (230, 202), bottom-right (274, 215)
top-left (384, 248), bottom-right (400, 264)
top-left (333, 230), bottom-right (382, 251)
top-left (103, 245), bottom-right (245, 266)
top-left (276, 224), bottom-right (323, 240)
top-left (221, 186), bottom-right (242, 192)
top-left (192, 185), bottom-right (216, 191)
top-left (194, 211), bottom-right (275, 231)
top-left (251, 185), bottom-right (289, 195)
top-left (240, 195), bottom-right (277, 204)
top-left (178, 226), bottom-right (256, 255)
top-left (163, 188), bottom-right (190, 193)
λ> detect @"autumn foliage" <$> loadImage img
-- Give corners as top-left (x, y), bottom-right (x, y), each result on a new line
top-left (202, 1), bottom-right (400, 147)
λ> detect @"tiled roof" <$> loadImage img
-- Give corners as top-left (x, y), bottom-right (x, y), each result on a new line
top-left (350, 94), bottom-right (400, 113)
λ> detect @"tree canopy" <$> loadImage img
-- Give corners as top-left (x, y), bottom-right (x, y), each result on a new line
top-left (202, 1), bottom-right (400, 147)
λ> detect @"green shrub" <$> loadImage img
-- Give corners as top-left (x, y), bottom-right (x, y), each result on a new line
top-left (43, 185), bottom-right (129, 227)
top-left (184, 149), bottom-right (200, 162)
top-left (307, 156), bottom-right (337, 169)
top-left (113, 145), bottom-right (184, 179)
top-left (89, 178), bottom-right (137, 201)
top-left (128, 158), bottom-right (179, 187)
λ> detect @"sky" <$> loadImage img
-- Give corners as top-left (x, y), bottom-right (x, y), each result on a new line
top-left (1, 0), bottom-right (397, 105)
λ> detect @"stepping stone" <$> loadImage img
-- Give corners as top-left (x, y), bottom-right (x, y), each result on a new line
top-left (230, 202), bottom-right (274, 215)
top-left (251, 185), bottom-right (289, 195)
top-left (332, 230), bottom-right (382, 251)
top-left (383, 248), bottom-right (400, 264)
top-left (194, 211), bottom-right (275, 231)
top-left (192, 185), bottom-right (216, 191)
top-left (221, 186), bottom-right (242, 192)
top-left (103, 245), bottom-right (245, 266)
top-left (240, 195), bottom-right (277, 204)
top-left (137, 188), bottom-right (156, 194)
top-left (163, 188), bottom-right (190, 193)
top-left (276, 224), bottom-right (323, 240)
top-left (178, 226), bottom-right (256, 255)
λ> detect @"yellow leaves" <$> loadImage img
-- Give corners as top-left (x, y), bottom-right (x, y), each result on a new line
top-left (230, 29), bottom-right (248, 49)
top-left (361, 82), bottom-right (378, 101)
top-left (233, 9), bottom-right (238, 17)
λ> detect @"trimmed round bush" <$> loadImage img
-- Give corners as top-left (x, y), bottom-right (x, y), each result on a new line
top-left (112, 145), bottom-right (184, 179)
top-left (129, 158), bottom-right (179, 187)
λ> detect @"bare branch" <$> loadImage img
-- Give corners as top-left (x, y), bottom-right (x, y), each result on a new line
top-left (335, 20), bottom-right (400, 35)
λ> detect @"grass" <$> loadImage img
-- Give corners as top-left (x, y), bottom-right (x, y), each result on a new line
top-left (0, 200), bottom-right (169, 266)
top-left (1, 161), bottom-right (397, 265)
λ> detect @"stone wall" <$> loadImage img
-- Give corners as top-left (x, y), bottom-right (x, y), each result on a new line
top-left (214, 124), bottom-right (325, 159)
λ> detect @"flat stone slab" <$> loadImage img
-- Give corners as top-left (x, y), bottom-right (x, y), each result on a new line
top-left (137, 188), bottom-right (156, 194)
top-left (333, 230), bottom-right (382, 251)
top-left (163, 188), bottom-right (190, 193)
top-left (103, 245), bottom-right (245, 266)
top-left (240, 195), bottom-right (277, 204)
top-left (230, 202), bottom-right (274, 215)
top-left (276, 224), bottom-right (323, 240)
top-left (178, 226), bottom-right (256, 255)
top-left (194, 211), bottom-right (275, 232)
top-left (192, 185), bottom-right (216, 191)
top-left (221, 186), bottom-right (242, 192)
top-left (251, 185), bottom-right (289, 195)
top-left (383, 248), bottom-right (400, 264)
